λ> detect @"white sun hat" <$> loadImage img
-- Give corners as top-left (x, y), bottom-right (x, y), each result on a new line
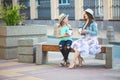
top-left (85, 8), bottom-right (94, 17)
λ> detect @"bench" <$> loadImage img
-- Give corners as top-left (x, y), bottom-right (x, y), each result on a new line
top-left (36, 43), bottom-right (114, 68)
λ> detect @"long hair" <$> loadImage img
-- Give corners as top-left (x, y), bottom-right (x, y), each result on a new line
top-left (60, 20), bottom-right (65, 26)
top-left (84, 12), bottom-right (94, 29)
top-left (60, 18), bottom-right (67, 26)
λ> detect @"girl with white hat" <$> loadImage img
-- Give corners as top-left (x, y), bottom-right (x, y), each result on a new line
top-left (68, 8), bottom-right (101, 69)
top-left (56, 13), bottom-right (72, 67)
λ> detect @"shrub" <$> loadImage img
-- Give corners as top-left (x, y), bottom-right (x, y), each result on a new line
top-left (0, 4), bottom-right (26, 26)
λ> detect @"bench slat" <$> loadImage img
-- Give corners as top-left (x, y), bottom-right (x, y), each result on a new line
top-left (42, 45), bottom-right (60, 52)
top-left (42, 44), bottom-right (106, 53)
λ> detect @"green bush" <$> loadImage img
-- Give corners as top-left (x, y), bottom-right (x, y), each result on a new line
top-left (0, 4), bottom-right (26, 26)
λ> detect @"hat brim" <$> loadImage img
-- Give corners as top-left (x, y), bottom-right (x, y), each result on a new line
top-left (60, 15), bottom-right (69, 23)
top-left (85, 11), bottom-right (94, 19)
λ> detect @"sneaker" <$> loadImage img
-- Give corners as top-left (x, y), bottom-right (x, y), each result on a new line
top-left (59, 63), bottom-right (65, 67)
top-left (65, 60), bottom-right (70, 67)
top-left (59, 60), bottom-right (65, 67)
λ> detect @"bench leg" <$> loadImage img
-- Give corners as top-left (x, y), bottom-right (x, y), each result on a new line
top-left (42, 51), bottom-right (48, 64)
top-left (36, 44), bottom-right (43, 65)
top-left (105, 45), bottom-right (113, 68)
top-left (95, 53), bottom-right (106, 60)
top-left (36, 43), bottom-right (48, 65)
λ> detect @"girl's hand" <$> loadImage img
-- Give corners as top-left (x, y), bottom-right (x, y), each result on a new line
top-left (78, 28), bottom-right (82, 35)
top-left (81, 30), bottom-right (87, 34)
top-left (78, 30), bottom-right (81, 35)
top-left (64, 33), bottom-right (69, 37)
top-left (56, 35), bottom-right (61, 38)
top-left (56, 35), bottom-right (63, 38)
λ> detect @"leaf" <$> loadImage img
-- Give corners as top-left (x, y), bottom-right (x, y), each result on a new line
top-left (0, 4), bottom-right (26, 26)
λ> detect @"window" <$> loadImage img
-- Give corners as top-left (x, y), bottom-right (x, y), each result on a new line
top-left (3, 0), bottom-right (12, 7)
top-left (36, 0), bottom-right (40, 6)
top-left (38, 0), bottom-right (40, 5)
top-left (59, 0), bottom-right (70, 5)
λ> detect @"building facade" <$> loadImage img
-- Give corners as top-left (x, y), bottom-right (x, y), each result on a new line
top-left (0, 0), bottom-right (120, 32)
top-left (1, 0), bottom-right (120, 20)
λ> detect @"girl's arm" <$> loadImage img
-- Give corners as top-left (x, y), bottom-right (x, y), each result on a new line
top-left (86, 22), bottom-right (98, 35)
top-left (56, 25), bottom-right (66, 38)
top-left (56, 25), bottom-right (61, 38)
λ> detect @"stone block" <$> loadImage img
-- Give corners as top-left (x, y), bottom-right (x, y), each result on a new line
top-left (0, 25), bottom-right (47, 59)
top-left (17, 38), bottom-right (37, 63)
top-left (95, 53), bottom-right (106, 60)
top-left (96, 38), bottom-right (108, 60)
top-left (0, 25), bottom-right (47, 36)
top-left (0, 47), bottom-right (17, 59)
top-left (98, 38), bottom-right (108, 45)
top-left (18, 38), bottom-right (38, 46)
top-left (18, 54), bottom-right (33, 63)
top-left (105, 45), bottom-right (113, 68)
top-left (38, 36), bottom-right (47, 42)
top-left (36, 42), bottom-right (48, 65)
top-left (17, 47), bottom-right (33, 55)
top-left (36, 43), bottom-right (43, 65)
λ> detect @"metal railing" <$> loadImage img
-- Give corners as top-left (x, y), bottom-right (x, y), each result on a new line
top-left (112, 0), bottom-right (120, 20)
top-left (4, 0), bottom-right (120, 20)
top-left (83, 0), bottom-right (120, 20)
top-left (18, 0), bottom-right (30, 19)
top-left (83, 0), bottom-right (103, 20)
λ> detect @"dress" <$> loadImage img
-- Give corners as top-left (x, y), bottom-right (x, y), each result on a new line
top-left (71, 21), bottom-right (101, 55)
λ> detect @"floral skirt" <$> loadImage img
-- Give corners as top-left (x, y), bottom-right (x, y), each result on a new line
top-left (71, 35), bottom-right (101, 55)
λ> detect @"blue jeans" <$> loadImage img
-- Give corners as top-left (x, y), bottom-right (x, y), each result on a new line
top-left (59, 40), bottom-right (72, 62)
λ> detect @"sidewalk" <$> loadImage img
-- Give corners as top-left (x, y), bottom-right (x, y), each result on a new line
top-left (0, 52), bottom-right (120, 80)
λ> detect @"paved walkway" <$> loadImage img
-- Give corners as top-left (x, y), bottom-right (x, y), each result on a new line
top-left (0, 53), bottom-right (120, 80)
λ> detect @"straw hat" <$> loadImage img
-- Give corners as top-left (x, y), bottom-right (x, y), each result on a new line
top-left (58, 13), bottom-right (69, 23)
top-left (85, 8), bottom-right (94, 17)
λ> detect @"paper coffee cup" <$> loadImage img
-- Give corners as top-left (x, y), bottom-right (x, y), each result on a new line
top-left (78, 28), bottom-right (82, 32)
top-left (68, 29), bottom-right (73, 35)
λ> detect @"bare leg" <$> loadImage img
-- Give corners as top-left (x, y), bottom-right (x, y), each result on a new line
top-left (68, 50), bottom-right (80, 69)
top-left (78, 54), bottom-right (84, 67)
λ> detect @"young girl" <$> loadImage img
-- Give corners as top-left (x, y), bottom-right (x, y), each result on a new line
top-left (56, 13), bottom-right (72, 67)
top-left (68, 9), bottom-right (101, 69)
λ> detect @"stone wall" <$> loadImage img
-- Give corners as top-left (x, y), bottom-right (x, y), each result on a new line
top-left (0, 25), bottom-right (47, 59)
top-left (24, 20), bottom-right (120, 32)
